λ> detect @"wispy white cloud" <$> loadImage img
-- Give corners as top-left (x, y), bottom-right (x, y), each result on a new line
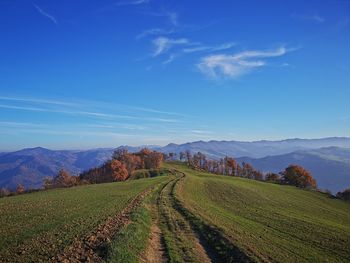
top-left (34, 4), bottom-right (58, 25)
top-left (0, 121), bottom-right (49, 128)
top-left (144, 117), bottom-right (181, 123)
top-left (0, 96), bottom-right (187, 117)
top-left (123, 104), bottom-right (184, 116)
top-left (183, 42), bottom-right (236, 53)
top-left (116, 0), bottom-right (150, 6)
top-left (0, 104), bottom-right (185, 123)
top-left (163, 54), bottom-right (176, 64)
top-left (190, 130), bottom-right (213, 134)
top-left (151, 36), bottom-right (236, 65)
top-left (0, 100), bottom-right (191, 127)
top-left (136, 28), bottom-right (174, 40)
top-left (141, 10), bottom-right (179, 26)
top-left (291, 13), bottom-right (325, 23)
top-left (167, 12), bottom-right (178, 26)
top-left (197, 46), bottom-right (290, 79)
top-left (152, 37), bottom-right (189, 56)
top-left (0, 121), bottom-right (147, 131)
top-left (0, 104), bottom-right (134, 120)
top-left (0, 96), bottom-right (77, 107)
top-left (1, 127), bottom-right (137, 138)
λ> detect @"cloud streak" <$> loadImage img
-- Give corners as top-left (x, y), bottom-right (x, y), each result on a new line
top-left (0, 95), bottom-right (192, 125)
top-left (34, 4), bottom-right (58, 25)
top-left (197, 46), bottom-right (290, 79)
top-left (150, 35), bottom-right (236, 65)
top-left (136, 28), bottom-right (174, 40)
top-left (116, 0), bottom-right (150, 6)
top-left (291, 13), bottom-right (325, 23)
top-left (0, 96), bottom-right (186, 117)
top-left (0, 96), bottom-right (77, 107)
top-left (183, 42), bottom-right (236, 53)
top-left (152, 37), bottom-right (189, 57)
top-left (0, 103), bottom-right (184, 123)
top-left (167, 12), bottom-right (178, 26)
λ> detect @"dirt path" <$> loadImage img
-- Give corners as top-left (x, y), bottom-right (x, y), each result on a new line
top-left (155, 177), bottom-right (213, 263)
top-left (170, 172), bottom-right (251, 263)
top-left (54, 187), bottom-right (153, 263)
top-left (140, 206), bottom-right (168, 263)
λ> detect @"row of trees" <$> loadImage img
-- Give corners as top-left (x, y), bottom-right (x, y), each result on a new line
top-left (0, 184), bottom-right (25, 197)
top-left (179, 151), bottom-right (317, 189)
top-left (79, 159), bottom-right (128, 184)
top-left (112, 148), bottom-right (163, 172)
top-left (0, 148), bottom-right (165, 195)
top-left (44, 148), bottom-right (164, 189)
top-left (336, 189), bottom-right (350, 201)
top-left (43, 169), bottom-right (87, 189)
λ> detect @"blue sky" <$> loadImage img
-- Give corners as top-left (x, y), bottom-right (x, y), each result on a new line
top-left (0, 0), bottom-right (350, 150)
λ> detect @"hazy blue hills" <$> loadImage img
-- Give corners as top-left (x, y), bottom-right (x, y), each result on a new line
top-left (237, 147), bottom-right (350, 193)
top-left (0, 147), bottom-right (113, 190)
top-left (1, 137), bottom-right (350, 192)
top-left (159, 137), bottom-right (350, 158)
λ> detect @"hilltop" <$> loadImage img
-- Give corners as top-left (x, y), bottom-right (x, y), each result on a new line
top-left (0, 162), bottom-right (349, 262)
top-left (1, 137), bottom-right (350, 192)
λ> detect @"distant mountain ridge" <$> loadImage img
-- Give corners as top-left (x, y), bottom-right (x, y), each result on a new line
top-left (1, 137), bottom-right (350, 192)
top-left (157, 137), bottom-right (350, 159)
top-left (0, 147), bottom-right (114, 190)
top-left (237, 147), bottom-right (350, 193)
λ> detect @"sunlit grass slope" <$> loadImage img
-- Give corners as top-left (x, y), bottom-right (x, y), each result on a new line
top-left (0, 176), bottom-right (168, 263)
top-left (170, 163), bottom-right (350, 263)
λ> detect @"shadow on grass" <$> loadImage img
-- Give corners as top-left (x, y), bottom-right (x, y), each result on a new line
top-left (171, 173), bottom-right (254, 263)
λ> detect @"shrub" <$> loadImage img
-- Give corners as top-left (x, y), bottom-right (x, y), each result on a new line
top-left (16, 184), bottom-right (25, 194)
top-left (336, 189), bottom-right (350, 202)
top-left (0, 188), bottom-right (11, 197)
top-left (280, 165), bottom-right (316, 189)
top-left (111, 160), bottom-right (129, 181)
top-left (265, 173), bottom-right (280, 183)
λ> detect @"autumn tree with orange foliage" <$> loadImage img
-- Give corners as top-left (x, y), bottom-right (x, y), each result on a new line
top-left (147, 151), bottom-right (163, 169)
top-left (113, 148), bottom-right (141, 174)
top-left (110, 160), bottom-right (128, 181)
top-left (16, 184), bottom-right (25, 194)
top-left (135, 148), bottom-right (163, 169)
top-left (81, 148), bottom-right (163, 185)
top-left (225, 157), bottom-right (237, 176)
top-left (280, 165), bottom-right (317, 189)
top-left (53, 169), bottom-right (77, 188)
top-left (265, 173), bottom-right (280, 183)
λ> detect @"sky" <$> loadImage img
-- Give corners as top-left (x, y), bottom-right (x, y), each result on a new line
top-left (0, 0), bottom-right (350, 151)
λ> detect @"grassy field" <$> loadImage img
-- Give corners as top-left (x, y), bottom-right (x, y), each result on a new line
top-left (169, 162), bottom-right (350, 263)
top-left (0, 176), bottom-right (168, 263)
top-left (106, 177), bottom-right (171, 263)
top-left (1, 163), bottom-right (350, 263)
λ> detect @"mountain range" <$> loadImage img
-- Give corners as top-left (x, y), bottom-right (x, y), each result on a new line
top-left (157, 137), bottom-right (350, 158)
top-left (1, 137), bottom-right (350, 192)
top-left (237, 147), bottom-right (350, 193)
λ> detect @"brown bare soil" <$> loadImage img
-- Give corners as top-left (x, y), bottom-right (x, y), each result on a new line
top-left (53, 187), bottom-right (153, 263)
top-left (140, 221), bottom-right (167, 263)
top-left (143, 176), bottom-right (212, 263)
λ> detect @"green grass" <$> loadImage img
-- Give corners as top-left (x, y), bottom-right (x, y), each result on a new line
top-left (2, 162), bottom-right (350, 263)
top-left (0, 176), bottom-right (168, 263)
top-left (129, 168), bottom-right (171, 180)
top-left (158, 178), bottom-right (199, 263)
top-left (106, 178), bottom-right (170, 263)
top-left (168, 162), bottom-right (350, 263)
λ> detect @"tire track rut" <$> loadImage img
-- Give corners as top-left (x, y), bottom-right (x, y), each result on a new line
top-left (54, 187), bottom-right (154, 263)
top-left (155, 175), bottom-right (213, 263)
